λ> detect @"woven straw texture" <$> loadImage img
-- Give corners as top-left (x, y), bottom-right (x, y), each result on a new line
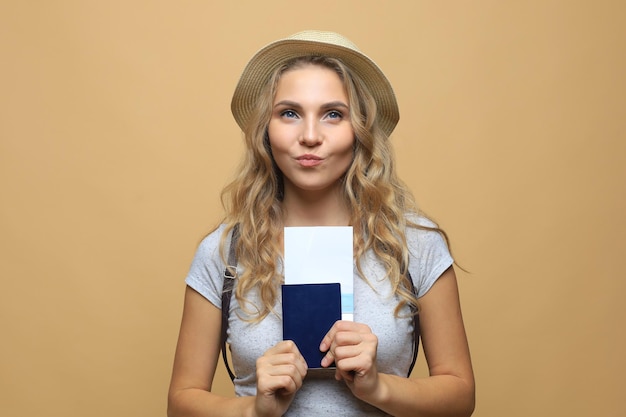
top-left (231, 30), bottom-right (399, 137)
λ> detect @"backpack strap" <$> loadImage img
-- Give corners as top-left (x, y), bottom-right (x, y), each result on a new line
top-left (221, 224), bottom-right (420, 381)
top-left (221, 224), bottom-right (239, 381)
top-left (406, 271), bottom-right (420, 377)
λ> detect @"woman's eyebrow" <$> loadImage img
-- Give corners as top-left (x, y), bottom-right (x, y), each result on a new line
top-left (273, 100), bottom-right (349, 110)
top-left (320, 101), bottom-right (349, 111)
top-left (273, 100), bottom-right (301, 109)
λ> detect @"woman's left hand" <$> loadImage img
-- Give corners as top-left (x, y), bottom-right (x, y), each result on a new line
top-left (319, 320), bottom-right (380, 400)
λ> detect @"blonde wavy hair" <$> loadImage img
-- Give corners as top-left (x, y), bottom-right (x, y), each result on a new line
top-left (219, 56), bottom-right (448, 321)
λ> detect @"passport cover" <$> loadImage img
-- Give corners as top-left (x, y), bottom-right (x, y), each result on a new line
top-left (281, 283), bottom-right (342, 368)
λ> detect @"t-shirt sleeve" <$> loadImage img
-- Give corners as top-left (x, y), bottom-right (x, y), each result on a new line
top-left (185, 225), bottom-right (228, 309)
top-left (406, 217), bottom-right (454, 298)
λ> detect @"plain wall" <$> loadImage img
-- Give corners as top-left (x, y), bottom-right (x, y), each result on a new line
top-left (1, 1), bottom-right (624, 416)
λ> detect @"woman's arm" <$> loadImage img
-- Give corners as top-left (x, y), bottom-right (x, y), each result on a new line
top-left (321, 266), bottom-right (475, 416)
top-left (167, 286), bottom-right (307, 417)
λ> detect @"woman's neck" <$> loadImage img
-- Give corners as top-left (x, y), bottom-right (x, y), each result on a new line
top-left (281, 187), bottom-right (350, 227)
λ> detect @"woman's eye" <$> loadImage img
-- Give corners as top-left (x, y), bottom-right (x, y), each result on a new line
top-left (281, 110), bottom-right (298, 119)
top-left (326, 110), bottom-right (343, 120)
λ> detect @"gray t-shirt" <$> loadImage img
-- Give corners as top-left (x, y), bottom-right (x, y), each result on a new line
top-left (186, 218), bottom-right (453, 416)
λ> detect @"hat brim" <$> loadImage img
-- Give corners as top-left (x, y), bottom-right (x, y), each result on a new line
top-left (231, 37), bottom-right (399, 137)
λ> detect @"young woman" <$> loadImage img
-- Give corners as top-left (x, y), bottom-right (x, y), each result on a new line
top-left (168, 30), bottom-right (474, 417)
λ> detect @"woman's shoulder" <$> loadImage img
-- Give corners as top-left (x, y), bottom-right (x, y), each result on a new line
top-left (405, 213), bottom-right (442, 238)
top-left (198, 223), bottom-right (229, 248)
top-left (404, 213), bottom-right (453, 297)
top-left (404, 212), bottom-right (452, 265)
top-left (189, 223), bottom-right (231, 268)
top-left (184, 223), bottom-right (231, 305)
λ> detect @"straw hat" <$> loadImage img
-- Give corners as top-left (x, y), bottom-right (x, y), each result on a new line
top-left (230, 30), bottom-right (400, 137)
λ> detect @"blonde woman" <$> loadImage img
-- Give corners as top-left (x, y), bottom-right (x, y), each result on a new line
top-left (168, 31), bottom-right (474, 417)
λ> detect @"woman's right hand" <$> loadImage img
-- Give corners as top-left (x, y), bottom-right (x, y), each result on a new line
top-left (254, 340), bottom-right (308, 417)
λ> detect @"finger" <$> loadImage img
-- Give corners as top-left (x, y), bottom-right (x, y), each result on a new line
top-left (277, 341), bottom-right (308, 376)
top-left (333, 343), bottom-right (365, 360)
top-left (320, 348), bottom-right (334, 368)
top-left (267, 364), bottom-right (306, 387)
top-left (320, 334), bottom-right (355, 368)
top-left (321, 321), bottom-right (377, 367)
top-left (319, 320), bottom-right (344, 352)
top-left (268, 339), bottom-right (300, 354)
top-left (335, 352), bottom-right (375, 375)
top-left (267, 341), bottom-right (307, 363)
top-left (320, 320), bottom-right (365, 352)
top-left (258, 372), bottom-right (300, 396)
top-left (333, 330), bottom-right (366, 346)
top-left (256, 359), bottom-right (307, 395)
top-left (259, 352), bottom-right (308, 378)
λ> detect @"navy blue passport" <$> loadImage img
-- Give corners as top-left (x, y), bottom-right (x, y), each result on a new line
top-left (281, 283), bottom-right (342, 368)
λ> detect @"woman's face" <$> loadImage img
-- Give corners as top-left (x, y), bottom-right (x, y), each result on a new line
top-left (267, 65), bottom-right (355, 199)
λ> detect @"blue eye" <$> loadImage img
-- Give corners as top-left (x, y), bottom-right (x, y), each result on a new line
top-left (281, 110), bottom-right (298, 119)
top-left (326, 110), bottom-right (343, 119)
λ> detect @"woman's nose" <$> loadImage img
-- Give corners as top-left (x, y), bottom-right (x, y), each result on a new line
top-left (299, 119), bottom-right (322, 146)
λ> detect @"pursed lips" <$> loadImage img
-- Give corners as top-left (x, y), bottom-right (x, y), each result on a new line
top-left (295, 154), bottom-right (324, 167)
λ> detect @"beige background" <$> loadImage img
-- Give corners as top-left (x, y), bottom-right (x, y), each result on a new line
top-left (1, 1), bottom-right (624, 416)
